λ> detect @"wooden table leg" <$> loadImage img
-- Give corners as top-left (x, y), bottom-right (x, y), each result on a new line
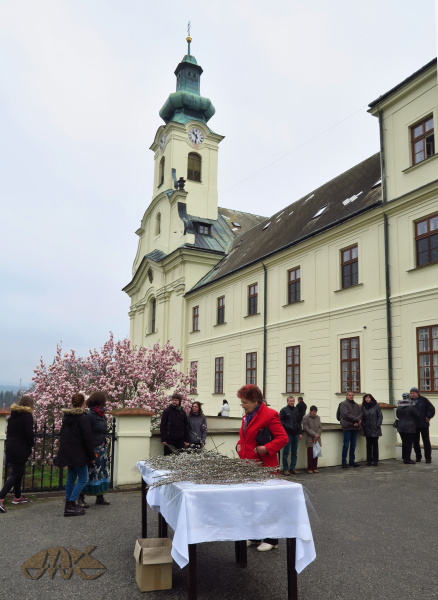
top-left (141, 478), bottom-right (147, 538)
top-left (235, 540), bottom-right (247, 567)
top-left (286, 538), bottom-right (298, 600)
top-left (187, 543), bottom-right (197, 600)
top-left (158, 512), bottom-right (168, 538)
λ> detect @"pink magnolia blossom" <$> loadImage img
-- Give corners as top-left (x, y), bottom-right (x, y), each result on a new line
top-left (29, 333), bottom-right (193, 432)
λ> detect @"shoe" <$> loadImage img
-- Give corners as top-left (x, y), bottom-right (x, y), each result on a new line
top-left (426, 459), bottom-right (432, 464)
top-left (246, 540), bottom-right (259, 547)
top-left (290, 470), bottom-right (301, 475)
top-left (64, 500), bottom-right (85, 517)
top-left (415, 458), bottom-right (422, 462)
top-left (341, 464), bottom-right (349, 469)
top-left (372, 462), bottom-right (378, 467)
top-left (312, 469), bottom-right (319, 473)
top-left (256, 542), bottom-right (278, 552)
top-left (96, 495), bottom-right (110, 505)
top-left (281, 470), bottom-right (291, 476)
top-left (306, 470), bottom-right (314, 474)
top-left (12, 496), bottom-right (29, 505)
top-left (403, 460), bottom-right (416, 464)
top-left (350, 463), bottom-right (361, 468)
top-left (0, 499), bottom-right (6, 513)
top-left (367, 462), bottom-right (372, 466)
top-left (78, 494), bottom-right (89, 509)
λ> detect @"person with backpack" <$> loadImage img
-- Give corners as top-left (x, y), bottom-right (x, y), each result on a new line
top-left (339, 391), bottom-right (362, 468)
top-left (410, 387), bottom-right (435, 463)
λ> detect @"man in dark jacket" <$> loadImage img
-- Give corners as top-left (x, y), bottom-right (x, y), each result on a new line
top-left (297, 396), bottom-right (307, 420)
top-left (279, 397), bottom-right (302, 475)
top-left (410, 386), bottom-right (435, 463)
top-left (340, 391), bottom-right (362, 468)
top-left (160, 394), bottom-right (190, 455)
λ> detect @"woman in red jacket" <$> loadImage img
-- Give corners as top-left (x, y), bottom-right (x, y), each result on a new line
top-left (236, 384), bottom-right (288, 552)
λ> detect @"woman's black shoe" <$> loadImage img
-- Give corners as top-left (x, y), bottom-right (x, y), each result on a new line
top-left (96, 495), bottom-right (110, 505)
top-left (78, 494), bottom-right (89, 508)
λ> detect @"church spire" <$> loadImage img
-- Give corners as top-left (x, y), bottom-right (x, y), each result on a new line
top-left (159, 32), bottom-right (215, 125)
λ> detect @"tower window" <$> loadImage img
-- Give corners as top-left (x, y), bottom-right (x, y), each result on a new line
top-left (150, 298), bottom-right (156, 333)
top-left (156, 213), bottom-right (161, 236)
top-left (187, 152), bottom-right (201, 182)
top-left (158, 157), bottom-right (165, 187)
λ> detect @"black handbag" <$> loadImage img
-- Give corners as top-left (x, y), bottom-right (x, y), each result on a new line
top-left (256, 427), bottom-right (273, 445)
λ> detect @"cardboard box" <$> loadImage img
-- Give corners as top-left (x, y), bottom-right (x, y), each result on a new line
top-left (134, 538), bottom-right (173, 592)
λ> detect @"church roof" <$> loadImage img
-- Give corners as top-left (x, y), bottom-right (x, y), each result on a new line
top-left (188, 153), bottom-right (382, 293)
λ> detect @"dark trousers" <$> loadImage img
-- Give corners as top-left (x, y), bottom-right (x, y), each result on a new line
top-left (0, 462), bottom-right (26, 500)
top-left (307, 447), bottom-right (318, 471)
top-left (366, 437), bottom-right (379, 464)
top-left (400, 432), bottom-right (415, 461)
top-left (413, 428), bottom-right (431, 461)
top-left (342, 430), bottom-right (358, 465)
top-left (282, 434), bottom-right (299, 470)
top-left (163, 439), bottom-right (185, 455)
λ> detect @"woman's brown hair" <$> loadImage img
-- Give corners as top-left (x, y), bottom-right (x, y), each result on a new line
top-left (71, 393), bottom-right (85, 408)
top-left (87, 392), bottom-right (107, 408)
top-left (19, 395), bottom-right (34, 409)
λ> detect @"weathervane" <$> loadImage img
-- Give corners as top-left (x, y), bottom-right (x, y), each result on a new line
top-left (186, 20), bottom-right (192, 55)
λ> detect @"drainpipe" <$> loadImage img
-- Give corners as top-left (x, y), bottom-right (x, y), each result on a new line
top-left (262, 264), bottom-right (267, 398)
top-left (379, 110), bottom-right (393, 405)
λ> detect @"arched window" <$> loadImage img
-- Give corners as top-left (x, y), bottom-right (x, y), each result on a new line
top-left (151, 298), bottom-right (156, 333)
top-left (156, 213), bottom-right (161, 236)
top-left (187, 153), bottom-right (201, 182)
top-left (158, 156), bottom-right (165, 186)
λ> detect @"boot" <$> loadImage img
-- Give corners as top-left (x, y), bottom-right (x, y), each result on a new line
top-left (64, 500), bottom-right (85, 517)
top-left (78, 494), bottom-right (89, 508)
top-left (96, 495), bottom-right (110, 505)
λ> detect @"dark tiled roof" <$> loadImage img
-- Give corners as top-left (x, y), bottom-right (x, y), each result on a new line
top-left (146, 250), bottom-right (167, 262)
top-left (368, 58), bottom-right (437, 108)
top-left (218, 207), bottom-right (266, 236)
top-left (188, 153), bottom-right (382, 293)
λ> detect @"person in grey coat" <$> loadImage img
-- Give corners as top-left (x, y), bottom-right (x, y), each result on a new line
top-left (396, 393), bottom-right (421, 464)
top-left (340, 391), bottom-right (362, 468)
top-left (361, 394), bottom-right (383, 466)
top-left (187, 401), bottom-right (207, 448)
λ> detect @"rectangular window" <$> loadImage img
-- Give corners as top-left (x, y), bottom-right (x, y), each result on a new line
top-left (214, 357), bottom-right (224, 394)
top-left (248, 283), bottom-right (258, 315)
top-left (190, 361), bottom-right (198, 394)
top-left (192, 306), bottom-right (199, 332)
top-left (340, 337), bottom-right (360, 392)
top-left (417, 326), bottom-right (438, 392)
top-left (246, 352), bottom-right (257, 385)
top-left (411, 116), bottom-right (435, 165)
top-left (286, 346), bottom-right (300, 393)
top-left (288, 267), bottom-right (301, 304)
top-left (198, 223), bottom-right (211, 235)
top-left (217, 296), bottom-right (225, 325)
top-left (415, 214), bottom-right (438, 267)
top-left (341, 245), bottom-right (358, 288)
top-left (151, 298), bottom-right (156, 333)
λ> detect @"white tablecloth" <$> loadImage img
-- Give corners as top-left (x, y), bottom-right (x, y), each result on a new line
top-left (138, 461), bottom-right (316, 572)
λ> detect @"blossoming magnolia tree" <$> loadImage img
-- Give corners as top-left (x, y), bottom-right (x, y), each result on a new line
top-left (30, 333), bottom-right (193, 430)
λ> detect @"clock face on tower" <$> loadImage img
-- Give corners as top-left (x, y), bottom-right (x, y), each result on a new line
top-left (188, 128), bottom-right (204, 145)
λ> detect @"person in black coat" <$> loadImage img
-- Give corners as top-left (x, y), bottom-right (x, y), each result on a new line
top-left (396, 393), bottom-right (421, 464)
top-left (56, 393), bottom-right (95, 517)
top-left (361, 394), bottom-right (383, 466)
top-left (410, 386), bottom-right (435, 463)
top-left (0, 396), bottom-right (35, 513)
top-left (80, 391), bottom-right (111, 507)
top-left (160, 393), bottom-right (190, 455)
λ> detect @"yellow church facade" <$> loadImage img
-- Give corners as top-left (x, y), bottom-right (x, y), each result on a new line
top-left (124, 45), bottom-right (437, 448)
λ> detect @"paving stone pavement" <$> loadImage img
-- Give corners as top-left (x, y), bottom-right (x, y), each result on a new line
top-left (1, 448), bottom-right (437, 600)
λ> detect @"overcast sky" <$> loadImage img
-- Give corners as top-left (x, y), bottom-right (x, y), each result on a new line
top-left (0, 0), bottom-right (437, 387)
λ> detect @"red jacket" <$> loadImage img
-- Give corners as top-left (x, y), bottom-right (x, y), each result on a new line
top-left (237, 402), bottom-right (288, 468)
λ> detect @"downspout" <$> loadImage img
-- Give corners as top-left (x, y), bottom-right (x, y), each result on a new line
top-left (379, 110), bottom-right (393, 405)
top-left (262, 263), bottom-right (267, 398)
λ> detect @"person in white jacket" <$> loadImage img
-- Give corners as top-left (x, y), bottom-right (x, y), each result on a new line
top-left (219, 399), bottom-right (230, 417)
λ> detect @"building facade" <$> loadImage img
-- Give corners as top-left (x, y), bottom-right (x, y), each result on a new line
top-left (124, 44), bottom-right (437, 443)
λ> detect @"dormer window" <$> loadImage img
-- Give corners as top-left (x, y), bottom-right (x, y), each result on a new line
top-left (198, 223), bottom-right (211, 235)
top-left (187, 152), bottom-right (201, 181)
top-left (411, 116), bottom-right (434, 165)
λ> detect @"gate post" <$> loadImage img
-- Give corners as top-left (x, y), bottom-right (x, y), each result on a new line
top-left (111, 409), bottom-right (155, 487)
top-left (0, 410), bottom-right (10, 483)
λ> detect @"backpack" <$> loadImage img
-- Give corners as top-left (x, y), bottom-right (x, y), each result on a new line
top-left (336, 402), bottom-right (342, 422)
